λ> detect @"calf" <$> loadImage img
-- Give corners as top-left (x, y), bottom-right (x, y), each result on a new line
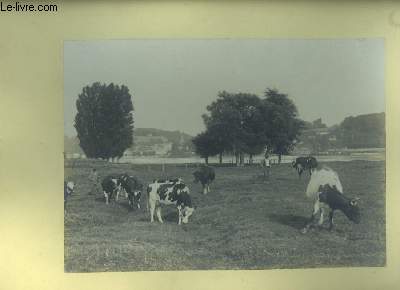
top-left (302, 168), bottom-right (360, 233)
top-left (193, 165), bottom-right (215, 194)
top-left (292, 156), bottom-right (318, 178)
top-left (147, 179), bottom-right (194, 225)
top-left (119, 174), bottom-right (143, 209)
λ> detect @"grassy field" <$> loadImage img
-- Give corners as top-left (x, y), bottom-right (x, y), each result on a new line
top-left (64, 160), bottom-right (385, 272)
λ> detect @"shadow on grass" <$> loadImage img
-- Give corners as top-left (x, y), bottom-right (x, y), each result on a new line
top-left (95, 196), bottom-right (106, 203)
top-left (135, 210), bottom-right (179, 223)
top-left (268, 213), bottom-right (309, 230)
top-left (163, 211), bottom-right (179, 222)
top-left (93, 196), bottom-right (140, 212)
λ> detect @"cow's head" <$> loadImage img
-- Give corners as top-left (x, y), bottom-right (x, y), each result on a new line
top-left (181, 206), bottom-right (195, 224)
top-left (291, 160), bottom-right (297, 168)
top-left (344, 197), bottom-right (361, 224)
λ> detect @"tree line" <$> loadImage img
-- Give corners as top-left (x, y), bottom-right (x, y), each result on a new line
top-left (73, 83), bottom-right (304, 163)
top-left (192, 89), bottom-right (304, 165)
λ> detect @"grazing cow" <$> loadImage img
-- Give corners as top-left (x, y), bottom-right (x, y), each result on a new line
top-left (64, 181), bottom-right (75, 213)
top-left (118, 174), bottom-right (143, 209)
top-left (193, 165), bottom-right (215, 194)
top-left (292, 156), bottom-right (318, 178)
top-left (101, 175), bottom-right (122, 205)
top-left (302, 167), bottom-right (361, 233)
top-left (147, 179), bottom-right (194, 225)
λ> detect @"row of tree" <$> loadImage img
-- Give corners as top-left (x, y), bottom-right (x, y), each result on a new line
top-left (72, 82), bottom-right (384, 162)
top-left (192, 89), bottom-right (304, 165)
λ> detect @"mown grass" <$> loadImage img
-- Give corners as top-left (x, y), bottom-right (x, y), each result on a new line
top-left (64, 160), bottom-right (385, 272)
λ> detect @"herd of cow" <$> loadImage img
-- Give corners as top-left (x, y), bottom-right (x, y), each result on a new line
top-left (64, 155), bottom-right (361, 232)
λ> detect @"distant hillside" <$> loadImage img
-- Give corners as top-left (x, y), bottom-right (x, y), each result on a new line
top-left (336, 112), bottom-right (385, 148)
top-left (295, 112), bottom-right (385, 154)
top-left (134, 128), bottom-right (193, 144)
top-left (133, 128), bottom-right (194, 157)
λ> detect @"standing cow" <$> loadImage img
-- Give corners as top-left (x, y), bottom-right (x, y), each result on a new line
top-left (302, 167), bottom-right (361, 233)
top-left (147, 179), bottom-right (194, 225)
top-left (101, 175), bottom-right (122, 205)
top-left (193, 165), bottom-right (215, 194)
top-left (292, 156), bottom-right (318, 178)
top-left (118, 174), bottom-right (143, 209)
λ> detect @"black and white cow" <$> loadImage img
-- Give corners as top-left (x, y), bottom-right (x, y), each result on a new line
top-left (193, 165), bottom-right (215, 194)
top-left (292, 156), bottom-right (318, 178)
top-left (147, 179), bottom-right (194, 225)
top-left (101, 175), bottom-right (122, 205)
top-left (302, 167), bottom-right (361, 233)
top-left (118, 174), bottom-right (143, 210)
top-left (64, 181), bottom-right (75, 213)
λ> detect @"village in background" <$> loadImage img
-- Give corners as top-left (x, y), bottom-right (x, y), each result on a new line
top-left (64, 112), bottom-right (385, 163)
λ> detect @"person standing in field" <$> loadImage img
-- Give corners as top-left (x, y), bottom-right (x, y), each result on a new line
top-left (88, 168), bottom-right (99, 195)
top-left (263, 150), bottom-right (272, 179)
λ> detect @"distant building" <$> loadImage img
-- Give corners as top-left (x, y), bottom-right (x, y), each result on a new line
top-left (293, 118), bottom-right (338, 155)
top-left (129, 135), bottom-right (173, 156)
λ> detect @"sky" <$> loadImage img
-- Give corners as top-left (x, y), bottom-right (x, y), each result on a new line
top-left (64, 39), bottom-right (384, 137)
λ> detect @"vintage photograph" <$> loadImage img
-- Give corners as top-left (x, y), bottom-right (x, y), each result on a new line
top-left (64, 39), bottom-right (385, 272)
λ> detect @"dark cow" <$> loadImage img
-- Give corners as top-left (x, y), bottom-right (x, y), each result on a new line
top-left (302, 184), bottom-right (361, 233)
top-left (193, 165), bottom-right (215, 194)
top-left (292, 156), bottom-right (318, 178)
top-left (302, 168), bottom-right (361, 233)
top-left (119, 174), bottom-right (143, 209)
top-left (64, 181), bottom-right (75, 213)
top-left (147, 179), bottom-right (194, 224)
top-left (101, 175), bottom-right (122, 205)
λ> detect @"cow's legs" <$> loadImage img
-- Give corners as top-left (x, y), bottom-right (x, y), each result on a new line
top-left (104, 191), bottom-right (109, 205)
top-left (297, 167), bottom-right (303, 179)
top-left (156, 207), bottom-right (163, 223)
top-left (318, 207), bottom-right (324, 226)
top-left (302, 200), bottom-right (320, 233)
top-left (203, 184), bottom-right (207, 194)
top-left (328, 209), bottom-right (335, 230)
top-left (115, 185), bottom-right (122, 201)
top-left (177, 206), bottom-right (182, 225)
top-left (207, 184), bottom-right (210, 193)
top-left (149, 203), bottom-right (155, 222)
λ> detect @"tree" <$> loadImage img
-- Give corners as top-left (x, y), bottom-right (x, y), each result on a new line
top-left (202, 91), bottom-right (266, 166)
top-left (262, 88), bottom-right (304, 163)
top-left (192, 131), bottom-right (222, 164)
top-left (195, 88), bottom-right (304, 165)
top-left (74, 82), bottom-right (134, 160)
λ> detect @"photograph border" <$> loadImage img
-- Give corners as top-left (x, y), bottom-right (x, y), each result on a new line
top-left (0, 1), bottom-right (399, 290)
